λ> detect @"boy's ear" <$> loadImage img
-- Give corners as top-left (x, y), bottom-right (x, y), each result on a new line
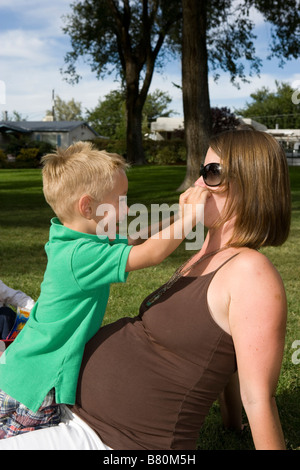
top-left (78, 194), bottom-right (93, 219)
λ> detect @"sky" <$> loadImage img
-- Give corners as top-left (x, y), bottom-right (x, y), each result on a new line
top-left (0, 0), bottom-right (299, 122)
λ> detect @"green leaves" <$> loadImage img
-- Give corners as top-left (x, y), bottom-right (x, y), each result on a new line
top-left (236, 81), bottom-right (300, 128)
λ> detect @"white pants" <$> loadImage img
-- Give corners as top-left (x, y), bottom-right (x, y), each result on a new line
top-left (0, 405), bottom-right (112, 450)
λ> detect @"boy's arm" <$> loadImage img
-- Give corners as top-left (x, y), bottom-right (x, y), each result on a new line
top-left (127, 214), bottom-right (176, 246)
top-left (125, 186), bottom-right (210, 272)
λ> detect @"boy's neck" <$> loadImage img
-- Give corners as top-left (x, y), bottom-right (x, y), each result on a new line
top-left (62, 218), bottom-right (97, 235)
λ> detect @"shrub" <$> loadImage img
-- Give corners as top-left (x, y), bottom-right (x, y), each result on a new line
top-left (4, 136), bottom-right (54, 162)
top-left (0, 149), bottom-right (6, 161)
top-left (16, 148), bottom-right (40, 167)
top-left (90, 137), bottom-right (187, 165)
top-left (92, 137), bottom-right (187, 165)
top-left (27, 140), bottom-right (54, 156)
top-left (144, 139), bottom-right (186, 165)
top-left (92, 138), bottom-right (127, 156)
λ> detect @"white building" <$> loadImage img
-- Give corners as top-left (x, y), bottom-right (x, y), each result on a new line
top-left (149, 116), bottom-right (300, 157)
top-left (149, 116), bottom-right (268, 140)
top-left (149, 117), bottom-right (184, 140)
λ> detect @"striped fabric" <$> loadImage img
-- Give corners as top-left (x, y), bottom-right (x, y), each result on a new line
top-left (0, 389), bottom-right (61, 439)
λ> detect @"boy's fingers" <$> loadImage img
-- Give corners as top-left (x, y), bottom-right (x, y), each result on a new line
top-left (179, 186), bottom-right (210, 206)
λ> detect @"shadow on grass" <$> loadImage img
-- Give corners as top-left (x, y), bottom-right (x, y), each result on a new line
top-left (196, 388), bottom-right (300, 450)
top-left (278, 388), bottom-right (300, 450)
top-left (196, 403), bottom-right (254, 450)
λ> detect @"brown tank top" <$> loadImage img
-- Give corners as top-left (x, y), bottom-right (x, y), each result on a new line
top-left (70, 255), bottom-right (238, 450)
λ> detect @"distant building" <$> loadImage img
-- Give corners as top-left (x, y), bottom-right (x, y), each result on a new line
top-left (265, 128), bottom-right (300, 155)
top-left (149, 116), bottom-right (300, 166)
top-left (238, 118), bottom-right (268, 131)
top-left (0, 121), bottom-right (101, 149)
top-left (238, 120), bottom-right (300, 157)
top-left (149, 117), bottom-right (185, 140)
top-left (149, 116), bottom-right (268, 141)
top-left (149, 116), bottom-right (300, 153)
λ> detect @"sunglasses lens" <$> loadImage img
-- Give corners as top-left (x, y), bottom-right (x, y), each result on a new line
top-left (201, 163), bottom-right (222, 186)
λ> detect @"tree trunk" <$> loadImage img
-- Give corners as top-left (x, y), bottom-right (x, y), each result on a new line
top-left (126, 91), bottom-right (146, 165)
top-left (107, 0), bottom-right (177, 165)
top-left (178, 0), bottom-right (212, 191)
top-left (125, 62), bottom-right (146, 165)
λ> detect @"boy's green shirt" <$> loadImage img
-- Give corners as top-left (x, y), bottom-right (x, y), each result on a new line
top-left (0, 218), bottom-right (132, 412)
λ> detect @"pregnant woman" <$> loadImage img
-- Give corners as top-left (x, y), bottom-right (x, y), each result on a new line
top-left (0, 128), bottom-right (291, 450)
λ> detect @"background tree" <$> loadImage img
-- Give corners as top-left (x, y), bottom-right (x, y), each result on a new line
top-left (46, 95), bottom-right (83, 121)
top-left (180, 0), bottom-right (212, 190)
top-left (179, 0), bottom-right (300, 189)
top-left (62, 1), bottom-right (300, 181)
top-left (142, 88), bottom-right (175, 134)
top-left (62, 0), bottom-right (181, 164)
top-left (236, 81), bottom-right (300, 129)
top-left (86, 89), bottom-right (126, 139)
top-left (211, 107), bottom-right (240, 135)
top-left (1, 111), bottom-right (27, 121)
top-left (86, 88), bottom-right (175, 139)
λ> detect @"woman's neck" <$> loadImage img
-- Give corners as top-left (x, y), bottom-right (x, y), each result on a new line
top-left (201, 220), bottom-right (235, 254)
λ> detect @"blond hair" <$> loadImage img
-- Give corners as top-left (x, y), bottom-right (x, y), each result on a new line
top-left (209, 129), bottom-right (291, 249)
top-left (41, 141), bottom-right (128, 222)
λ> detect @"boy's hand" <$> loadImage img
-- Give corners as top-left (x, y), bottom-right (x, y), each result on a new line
top-left (179, 185), bottom-right (211, 221)
top-left (125, 184), bottom-right (210, 272)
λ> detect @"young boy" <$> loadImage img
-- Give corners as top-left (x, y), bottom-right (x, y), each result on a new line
top-left (0, 141), bottom-right (209, 438)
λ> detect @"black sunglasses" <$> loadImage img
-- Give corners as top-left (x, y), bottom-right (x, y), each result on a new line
top-left (200, 163), bottom-right (222, 187)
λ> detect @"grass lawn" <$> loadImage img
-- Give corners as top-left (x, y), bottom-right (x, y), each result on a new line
top-left (0, 165), bottom-right (299, 450)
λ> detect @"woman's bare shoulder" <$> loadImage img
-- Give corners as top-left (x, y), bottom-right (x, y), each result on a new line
top-left (224, 247), bottom-right (285, 293)
top-left (229, 247), bottom-right (279, 274)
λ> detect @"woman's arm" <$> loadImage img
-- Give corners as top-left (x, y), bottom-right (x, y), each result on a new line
top-left (228, 251), bottom-right (287, 450)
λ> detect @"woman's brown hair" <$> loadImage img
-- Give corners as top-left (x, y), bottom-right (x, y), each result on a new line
top-left (209, 128), bottom-right (291, 249)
